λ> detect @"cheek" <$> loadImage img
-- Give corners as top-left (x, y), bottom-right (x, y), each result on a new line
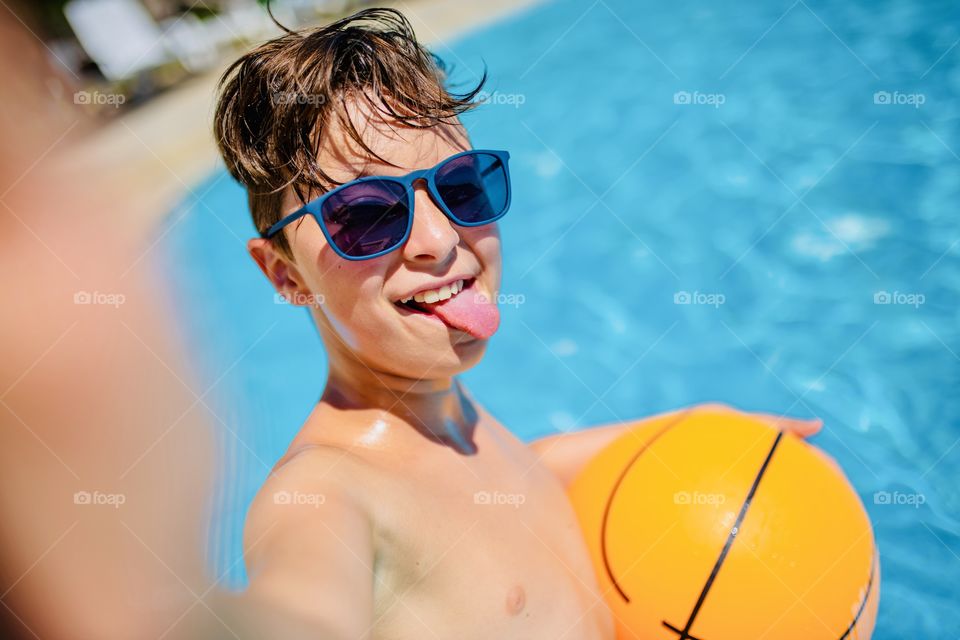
top-left (309, 261), bottom-right (399, 351)
top-left (284, 216), bottom-right (452, 371)
top-left (465, 226), bottom-right (503, 279)
top-left (318, 279), bottom-right (393, 353)
top-left (316, 264), bottom-right (384, 317)
top-left (292, 227), bottom-right (366, 295)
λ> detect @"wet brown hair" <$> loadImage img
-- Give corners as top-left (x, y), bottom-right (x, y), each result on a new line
top-left (213, 7), bottom-right (486, 255)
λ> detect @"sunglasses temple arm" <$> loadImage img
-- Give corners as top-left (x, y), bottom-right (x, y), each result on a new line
top-left (262, 208), bottom-right (310, 239)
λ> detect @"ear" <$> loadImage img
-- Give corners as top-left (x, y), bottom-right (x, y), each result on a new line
top-left (247, 238), bottom-right (312, 306)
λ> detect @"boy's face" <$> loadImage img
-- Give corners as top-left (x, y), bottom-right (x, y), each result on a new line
top-left (249, 101), bottom-right (503, 380)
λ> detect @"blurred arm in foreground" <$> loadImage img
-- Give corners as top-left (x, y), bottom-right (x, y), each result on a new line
top-left (0, 8), bottom-right (323, 639)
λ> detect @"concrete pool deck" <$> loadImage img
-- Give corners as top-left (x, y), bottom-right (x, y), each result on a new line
top-left (64, 0), bottom-right (544, 245)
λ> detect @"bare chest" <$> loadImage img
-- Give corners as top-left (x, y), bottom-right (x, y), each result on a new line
top-left (367, 425), bottom-right (613, 640)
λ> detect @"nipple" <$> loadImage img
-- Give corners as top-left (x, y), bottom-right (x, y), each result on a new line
top-left (505, 584), bottom-right (526, 616)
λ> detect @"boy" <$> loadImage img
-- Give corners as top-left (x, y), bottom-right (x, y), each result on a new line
top-left (213, 9), bottom-right (818, 639)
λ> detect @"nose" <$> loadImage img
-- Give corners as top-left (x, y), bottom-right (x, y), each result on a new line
top-left (400, 182), bottom-right (460, 265)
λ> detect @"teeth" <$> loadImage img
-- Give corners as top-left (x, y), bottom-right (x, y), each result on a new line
top-left (403, 279), bottom-right (467, 305)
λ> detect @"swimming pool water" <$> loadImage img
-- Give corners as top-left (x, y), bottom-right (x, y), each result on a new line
top-left (163, 0), bottom-right (960, 635)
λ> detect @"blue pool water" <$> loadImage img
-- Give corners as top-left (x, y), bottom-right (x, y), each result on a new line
top-left (162, 0), bottom-right (960, 635)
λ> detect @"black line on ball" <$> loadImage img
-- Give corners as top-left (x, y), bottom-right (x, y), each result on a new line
top-left (600, 409), bottom-right (695, 602)
top-left (837, 549), bottom-right (878, 639)
top-left (671, 430), bottom-right (784, 639)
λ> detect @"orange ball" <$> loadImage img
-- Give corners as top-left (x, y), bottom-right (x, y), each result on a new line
top-left (568, 408), bottom-right (879, 640)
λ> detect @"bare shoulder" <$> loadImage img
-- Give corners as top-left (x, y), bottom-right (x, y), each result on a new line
top-left (245, 443), bottom-right (367, 543)
top-left (241, 443), bottom-right (384, 637)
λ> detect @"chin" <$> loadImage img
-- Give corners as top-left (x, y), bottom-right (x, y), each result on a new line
top-left (393, 337), bottom-right (489, 380)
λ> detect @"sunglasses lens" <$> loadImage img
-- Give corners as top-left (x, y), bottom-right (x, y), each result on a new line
top-left (435, 153), bottom-right (509, 224)
top-left (320, 180), bottom-right (410, 258)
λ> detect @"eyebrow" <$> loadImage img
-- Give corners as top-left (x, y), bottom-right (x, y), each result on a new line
top-left (348, 167), bottom-right (378, 180)
top-left (314, 167), bottom-right (375, 192)
top-left (339, 161), bottom-right (390, 183)
top-left (339, 161), bottom-right (406, 184)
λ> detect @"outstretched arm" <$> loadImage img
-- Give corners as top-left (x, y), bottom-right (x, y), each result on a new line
top-left (528, 403), bottom-right (822, 488)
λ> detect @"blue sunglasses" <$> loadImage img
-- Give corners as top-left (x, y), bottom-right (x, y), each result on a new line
top-left (263, 149), bottom-right (512, 260)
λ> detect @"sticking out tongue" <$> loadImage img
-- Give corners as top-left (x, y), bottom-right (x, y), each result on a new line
top-left (422, 283), bottom-right (500, 339)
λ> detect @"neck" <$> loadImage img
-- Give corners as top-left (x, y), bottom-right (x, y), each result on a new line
top-left (320, 356), bottom-right (479, 454)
